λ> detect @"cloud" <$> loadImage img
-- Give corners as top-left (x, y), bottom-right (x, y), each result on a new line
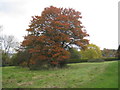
top-left (0, 0), bottom-right (27, 16)
top-left (0, 0), bottom-right (118, 49)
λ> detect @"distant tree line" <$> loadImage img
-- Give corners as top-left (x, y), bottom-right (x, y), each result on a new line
top-left (117, 45), bottom-right (120, 59)
top-left (0, 26), bottom-right (19, 66)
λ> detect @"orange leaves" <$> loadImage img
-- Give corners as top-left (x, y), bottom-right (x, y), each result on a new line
top-left (74, 41), bottom-right (83, 46)
top-left (22, 39), bottom-right (32, 46)
top-left (60, 56), bottom-right (69, 60)
top-left (52, 53), bottom-right (61, 58)
top-left (29, 48), bottom-right (40, 53)
top-left (42, 6), bottom-right (61, 17)
top-left (20, 6), bottom-right (89, 67)
top-left (51, 45), bottom-right (70, 60)
top-left (38, 55), bottom-right (48, 60)
top-left (21, 35), bottom-right (37, 47)
top-left (26, 28), bottom-right (33, 32)
top-left (51, 33), bottom-right (70, 43)
top-left (23, 5), bottom-right (89, 50)
top-left (36, 35), bottom-right (47, 42)
top-left (55, 14), bottom-right (68, 21)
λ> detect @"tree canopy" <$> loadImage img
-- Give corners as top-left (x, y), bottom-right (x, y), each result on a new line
top-left (21, 6), bottom-right (89, 68)
top-left (80, 44), bottom-right (102, 60)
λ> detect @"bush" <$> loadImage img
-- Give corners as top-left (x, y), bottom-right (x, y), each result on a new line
top-left (10, 53), bottom-right (19, 66)
top-left (102, 57), bottom-right (118, 61)
top-left (2, 53), bottom-right (11, 66)
top-left (10, 50), bottom-right (31, 67)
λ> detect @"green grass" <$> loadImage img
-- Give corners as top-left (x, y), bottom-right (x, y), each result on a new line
top-left (2, 61), bottom-right (118, 88)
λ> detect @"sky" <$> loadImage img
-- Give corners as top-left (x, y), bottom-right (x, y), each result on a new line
top-left (0, 0), bottom-right (119, 50)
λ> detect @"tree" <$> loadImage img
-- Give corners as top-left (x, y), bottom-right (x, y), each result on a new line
top-left (102, 48), bottom-right (117, 58)
top-left (69, 48), bottom-right (81, 59)
top-left (80, 44), bottom-right (102, 60)
top-left (0, 26), bottom-right (20, 66)
top-left (2, 35), bottom-right (19, 54)
top-left (21, 6), bottom-right (89, 68)
top-left (1, 35), bottom-right (19, 66)
top-left (10, 50), bottom-right (31, 67)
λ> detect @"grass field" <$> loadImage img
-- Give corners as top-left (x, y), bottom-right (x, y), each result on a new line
top-left (2, 61), bottom-right (118, 88)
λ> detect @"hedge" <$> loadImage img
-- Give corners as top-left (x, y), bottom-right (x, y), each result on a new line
top-left (67, 57), bottom-right (119, 64)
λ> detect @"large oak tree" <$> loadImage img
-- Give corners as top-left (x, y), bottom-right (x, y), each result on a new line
top-left (21, 6), bottom-right (89, 68)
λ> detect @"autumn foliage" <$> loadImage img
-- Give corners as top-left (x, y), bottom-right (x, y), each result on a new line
top-left (21, 6), bottom-right (89, 68)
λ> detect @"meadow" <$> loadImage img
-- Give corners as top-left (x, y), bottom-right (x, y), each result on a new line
top-left (2, 61), bottom-right (118, 88)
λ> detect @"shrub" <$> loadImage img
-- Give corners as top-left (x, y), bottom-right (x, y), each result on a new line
top-left (2, 53), bottom-right (11, 66)
top-left (10, 53), bottom-right (19, 66)
top-left (102, 57), bottom-right (118, 61)
top-left (10, 50), bottom-right (31, 67)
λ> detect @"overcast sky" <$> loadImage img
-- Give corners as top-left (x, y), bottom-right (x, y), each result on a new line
top-left (0, 0), bottom-right (119, 50)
